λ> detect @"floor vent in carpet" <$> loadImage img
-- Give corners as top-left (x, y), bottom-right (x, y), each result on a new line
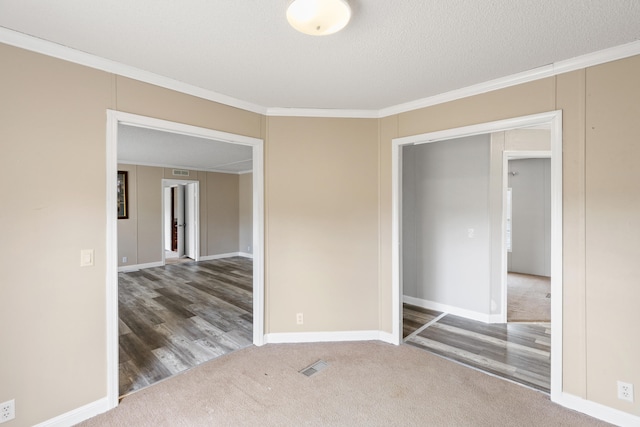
top-left (299, 360), bottom-right (328, 377)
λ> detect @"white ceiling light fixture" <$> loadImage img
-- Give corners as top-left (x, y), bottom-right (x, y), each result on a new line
top-left (287, 0), bottom-right (352, 36)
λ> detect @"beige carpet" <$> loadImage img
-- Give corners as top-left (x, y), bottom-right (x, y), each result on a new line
top-left (78, 341), bottom-right (609, 426)
top-left (507, 272), bottom-right (551, 322)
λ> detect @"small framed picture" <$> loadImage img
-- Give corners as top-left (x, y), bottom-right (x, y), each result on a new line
top-left (117, 171), bottom-right (128, 219)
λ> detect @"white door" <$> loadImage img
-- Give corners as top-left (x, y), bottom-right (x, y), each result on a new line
top-left (185, 182), bottom-right (197, 259)
top-left (176, 184), bottom-right (185, 257)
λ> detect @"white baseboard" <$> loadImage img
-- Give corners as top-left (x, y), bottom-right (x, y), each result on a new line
top-left (265, 330), bottom-right (388, 344)
top-left (118, 261), bottom-right (163, 273)
top-left (117, 253), bottom-right (253, 271)
top-left (34, 397), bottom-right (110, 427)
top-left (488, 314), bottom-right (505, 323)
top-left (378, 331), bottom-right (397, 345)
top-left (200, 252), bottom-right (250, 261)
top-left (403, 295), bottom-right (495, 323)
top-left (557, 393), bottom-right (640, 427)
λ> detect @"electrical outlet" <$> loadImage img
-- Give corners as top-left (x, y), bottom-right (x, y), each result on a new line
top-left (296, 313), bottom-right (303, 325)
top-left (467, 228), bottom-right (475, 238)
top-left (122, 256), bottom-right (128, 263)
top-left (0, 399), bottom-right (15, 423)
top-left (618, 381), bottom-right (634, 402)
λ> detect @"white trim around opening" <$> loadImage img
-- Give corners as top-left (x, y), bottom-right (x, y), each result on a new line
top-left (391, 110), bottom-right (563, 404)
top-left (105, 110), bottom-right (265, 411)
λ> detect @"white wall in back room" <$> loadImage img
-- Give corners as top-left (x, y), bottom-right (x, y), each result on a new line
top-left (403, 134), bottom-right (491, 315)
top-left (508, 158), bottom-right (551, 276)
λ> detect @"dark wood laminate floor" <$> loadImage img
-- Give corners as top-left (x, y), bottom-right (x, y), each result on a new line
top-left (402, 303), bottom-right (444, 338)
top-left (403, 304), bottom-right (550, 393)
top-left (118, 257), bottom-right (253, 397)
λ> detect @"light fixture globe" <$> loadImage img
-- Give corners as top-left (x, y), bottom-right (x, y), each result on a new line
top-left (287, 0), bottom-right (351, 36)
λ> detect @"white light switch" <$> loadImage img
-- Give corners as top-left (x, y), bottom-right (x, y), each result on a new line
top-left (81, 249), bottom-right (94, 267)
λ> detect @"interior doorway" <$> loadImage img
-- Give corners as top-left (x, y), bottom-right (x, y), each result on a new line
top-left (505, 155), bottom-right (551, 323)
top-left (106, 110), bottom-right (265, 409)
top-left (163, 180), bottom-right (199, 264)
top-left (392, 110), bottom-right (563, 401)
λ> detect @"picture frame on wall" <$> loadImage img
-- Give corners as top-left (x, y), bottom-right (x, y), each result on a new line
top-left (117, 171), bottom-right (128, 219)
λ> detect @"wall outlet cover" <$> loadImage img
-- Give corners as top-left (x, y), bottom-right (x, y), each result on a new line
top-left (0, 399), bottom-right (15, 423)
top-left (617, 381), bottom-right (634, 402)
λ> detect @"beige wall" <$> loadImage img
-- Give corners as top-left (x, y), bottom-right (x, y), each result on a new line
top-left (117, 165), bottom-right (243, 266)
top-left (584, 56), bottom-right (640, 413)
top-left (377, 115), bottom-right (398, 333)
top-left (115, 77), bottom-right (263, 139)
top-left (239, 173), bottom-right (253, 254)
top-left (556, 68), bottom-right (588, 397)
top-left (136, 166), bottom-right (164, 263)
top-left (0, 43), bottom-right (113, 426)
top-left (2, 39), bottom-right (640, 426)
top-left (206, 172), bottom-right (240, 255)
top-left (0, 43), bottom-right (262, 427)
top-left (265, 117), bottom-right (379, 333)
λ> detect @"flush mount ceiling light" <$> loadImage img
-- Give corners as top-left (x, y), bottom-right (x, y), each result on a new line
top-left (287, 0), bottom-right (352, 36)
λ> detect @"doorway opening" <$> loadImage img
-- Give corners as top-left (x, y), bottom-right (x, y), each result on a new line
top-left (162, 179), bottom-right (199, 265)
top-left (392, 111), bottom-right (562, 401)
top-left (106, 111), bottom-right (265, 409)
top-left (504, 154), bottom-right (551, 323)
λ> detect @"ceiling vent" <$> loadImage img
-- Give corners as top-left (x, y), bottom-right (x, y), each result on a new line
top-left (172, 169), bottom-right (190, 177)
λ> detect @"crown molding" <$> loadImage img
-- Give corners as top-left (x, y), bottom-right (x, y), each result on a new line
top-left (378, 39), bottom-right (640, 118)
top-left (552, 38), bottom-right (640, 75)
top-left (2, 26), bottom-right (640, 119)
top-left (378, 66), bottom-right (554, 117)
top-left (266, 107), bottom-right (379, 119)
top-left (0, 27), bottom-right (267, 115)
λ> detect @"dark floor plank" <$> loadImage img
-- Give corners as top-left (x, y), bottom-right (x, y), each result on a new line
top-left (119, 333), bottom-right (172, 383)
top-left (186, 280), bottom-right (252, 314)
top-left (402, 304), bottom-right (443, 338)
top-left (153, 294), bottom-right (196, 319)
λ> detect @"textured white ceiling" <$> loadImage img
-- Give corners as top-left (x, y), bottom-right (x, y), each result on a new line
top-left (1, 1), bottom-right (639, 110)
top-left (118, 125), bottom-right (252, 174)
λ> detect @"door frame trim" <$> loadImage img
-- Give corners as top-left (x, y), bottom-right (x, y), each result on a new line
top-left (391, 110), bottom-right (563, 402)
top-left (106, 110), bottom-right (265, 410)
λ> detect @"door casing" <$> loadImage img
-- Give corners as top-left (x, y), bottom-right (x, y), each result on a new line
top-left (391, 110), bottom-right (563, 402)
top-left (106, 110), bottom-right (265, 410)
